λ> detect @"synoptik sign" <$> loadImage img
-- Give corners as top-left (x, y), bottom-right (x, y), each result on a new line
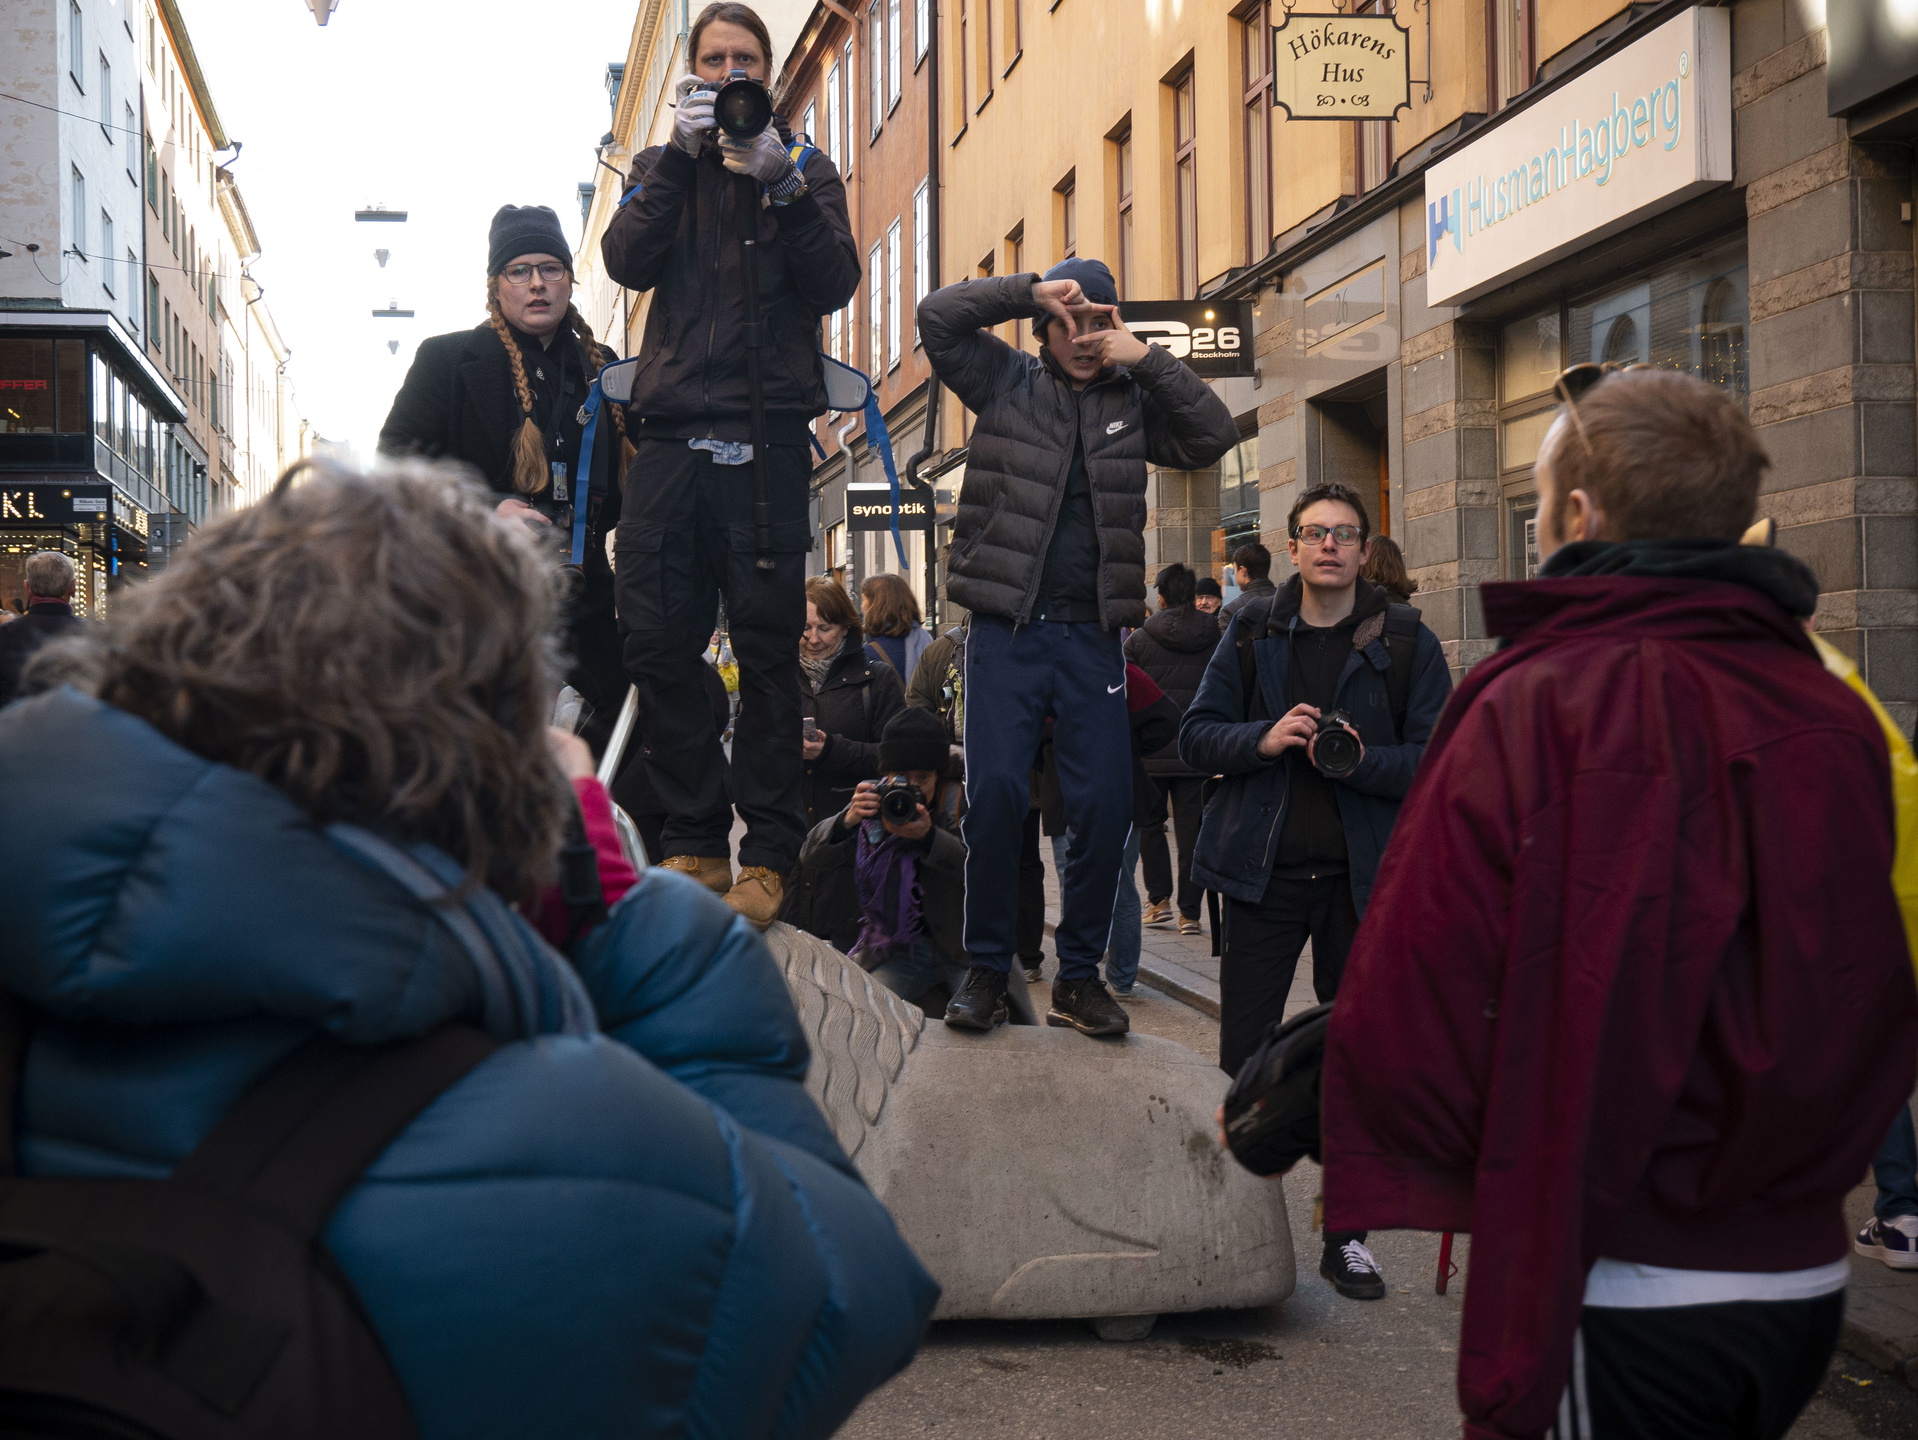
top-left (1423, 7), bottom-right (1730, 307)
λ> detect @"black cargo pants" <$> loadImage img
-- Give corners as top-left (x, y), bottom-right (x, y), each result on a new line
top-left (614, 438), bottom-right (812, 875)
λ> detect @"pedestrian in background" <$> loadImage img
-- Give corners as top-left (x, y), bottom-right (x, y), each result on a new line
top-left (919, 256), bottom-right (1236, 1037)
top-left (0, 460), bottom-right (936, 1438)
top-left (601, 0), bottom-right (861, 926)
top-left (1360, 533), bottom-right (1418, 605)
top-left (1321, 368), bottom-right (1918, 1440)
top-left (0, 551), bottom-right (82, 708)
top-left (379, 205), bottom-right (629, 756)
top-left (1182, 480), bottom-right (1450, 1301)
top-left (861, 572), bottom-right (931, 682)
top-left (793, 576), bottom-right (905, 831)
top-left (1125, 562), bottom-right (1218, 937)
top-left (1193, 575), bottom-right (1223, 618)
top-left (1218, 541), bottom-right (1276, 627)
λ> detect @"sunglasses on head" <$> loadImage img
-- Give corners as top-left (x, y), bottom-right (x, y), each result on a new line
top-left (1551, 361), bottom-right (1656, 457)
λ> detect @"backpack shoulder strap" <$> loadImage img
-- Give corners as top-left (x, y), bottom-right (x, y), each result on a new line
top-left (1234, 596), bottom-right (1276, 724)
top-left (1382, 602), bottom-right (1422, 740)
top-left (170, 1024), bottom-right (498, 1243)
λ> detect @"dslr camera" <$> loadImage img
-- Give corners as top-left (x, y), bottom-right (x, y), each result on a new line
top-left (872, 775), bottom-right (925, 827)
top-left (707, 67), bottom-right (773, 141)
top-left (1311, 710), bottom-right (1362, 780)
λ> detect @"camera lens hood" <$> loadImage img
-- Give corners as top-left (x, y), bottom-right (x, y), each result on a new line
top-left (714, 76), bottom-right (773, 140)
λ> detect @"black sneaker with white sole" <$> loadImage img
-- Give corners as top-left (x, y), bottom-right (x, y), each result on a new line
top-left (1046, 977), bottom-right (1131, 1037)
top-left (1320, 1236), bottom-right (1386, 1300)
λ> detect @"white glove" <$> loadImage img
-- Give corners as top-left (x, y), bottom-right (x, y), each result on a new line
top-left (718, 129), bottom-right (799, 186)
top-left (672, 75), bottom-right (715, 156)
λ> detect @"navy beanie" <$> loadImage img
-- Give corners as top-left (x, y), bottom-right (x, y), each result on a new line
top-left (488, 205), bottom-right (572, 276)
top-left (1041, 257), bottom-right (1119, 308)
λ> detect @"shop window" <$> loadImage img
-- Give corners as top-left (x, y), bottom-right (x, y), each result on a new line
top-left (0, 340), bottom-right (61, 433)
top-left (1218, 429), bottom-right (1261, 544)
top-left (55, 341), bottom-right (85, 433)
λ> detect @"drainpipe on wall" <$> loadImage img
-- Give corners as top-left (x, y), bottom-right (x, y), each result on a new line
top-left (904, 0), bottom-right (942, 628)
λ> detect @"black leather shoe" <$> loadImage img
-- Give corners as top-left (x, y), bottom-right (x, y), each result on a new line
top-left (944, 965), bottom-right (1011, 1031)
top-left (1046, 977), bottom-right (1131, 1037)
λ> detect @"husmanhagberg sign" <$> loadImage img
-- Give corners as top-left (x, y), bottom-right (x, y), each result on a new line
top-left (1423, 6), bottom-right (1731, 307)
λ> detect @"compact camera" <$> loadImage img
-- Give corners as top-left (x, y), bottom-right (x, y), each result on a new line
top-left (1311, 710), bottom-right (1362, 780)
top-left (873, 775), bottom-right (925, 827)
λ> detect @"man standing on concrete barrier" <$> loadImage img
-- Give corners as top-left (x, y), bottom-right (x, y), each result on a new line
top-left (1320, 367), bottom-right (1918, 1440)
top-left (917, 258), bottom-right (1237, 1037)
top-left (1180, 481), bottom-right (1450, 1300)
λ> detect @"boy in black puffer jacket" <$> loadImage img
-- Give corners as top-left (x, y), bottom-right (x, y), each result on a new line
top-left (919, 257), bottom-right (1237, 1038)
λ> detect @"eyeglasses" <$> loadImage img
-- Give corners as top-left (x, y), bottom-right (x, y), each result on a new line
top-left (1293, 524), bottom-right (1363, 548)
top-left (1552, 361), bottom-right (1653, 458)
top-left (499, 262), bottom-right (569, 287)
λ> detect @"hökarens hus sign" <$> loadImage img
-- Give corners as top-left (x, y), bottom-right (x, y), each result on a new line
top-left (1423, 7), bottom-right (1731, 307)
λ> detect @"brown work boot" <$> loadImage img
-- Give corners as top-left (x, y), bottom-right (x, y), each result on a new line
top-left (659, 854), bottom-right (733, 895)
top-left (724, 866), bottom-right (784, 929)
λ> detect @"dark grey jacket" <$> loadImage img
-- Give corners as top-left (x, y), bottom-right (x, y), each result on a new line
top-left (919, 275), bottom-right (1239, 629)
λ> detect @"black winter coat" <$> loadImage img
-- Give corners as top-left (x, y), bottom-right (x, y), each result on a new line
top-left (601, 140), bottom-right (859, 444)
top-left (377, 321), bottom-right (623, 615)
top-left (781, 806), bottom-right (966, 966)
top-left (0, 603), bottom-right (81, 708)
top-left (799, 638), bottom-right (907, 829)
top-left (1124, 604), bottom-right (1225, 776)
top-left (920, 275), bottom-right (1239, 629)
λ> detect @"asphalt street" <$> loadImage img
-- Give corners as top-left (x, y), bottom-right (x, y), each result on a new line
top-left (834, 979), bottom-right (1918, 1439)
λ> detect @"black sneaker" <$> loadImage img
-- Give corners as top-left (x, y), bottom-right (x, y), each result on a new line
top-left (1320, 1237), bottom-right (1385, 1300)
top-left (1046, 977), bottom-right (1131, 1037)
top-left (944, 965), bottom-right (1011, 1031)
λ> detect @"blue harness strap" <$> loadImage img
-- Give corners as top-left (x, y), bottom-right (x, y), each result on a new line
top-left (618, 183), bottom-right (644, 207)
top-left (862, 390), bottom-right (907, 569)
top-left (572, 381), bottom-right (606, 567)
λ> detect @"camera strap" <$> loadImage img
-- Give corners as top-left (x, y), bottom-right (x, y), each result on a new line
top-left (571, 381), bottom-right (609, 566)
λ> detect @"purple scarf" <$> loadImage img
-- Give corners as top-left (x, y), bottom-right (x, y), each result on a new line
top-left (852, 820), bottom-right (925, 966)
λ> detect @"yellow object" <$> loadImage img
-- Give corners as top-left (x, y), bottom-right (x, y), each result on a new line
top-left (1812, 634), bottom-right (1918, 980)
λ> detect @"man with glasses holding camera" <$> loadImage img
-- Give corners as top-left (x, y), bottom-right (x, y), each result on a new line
top-left (1181, 481), bottom-right (1450, 1300)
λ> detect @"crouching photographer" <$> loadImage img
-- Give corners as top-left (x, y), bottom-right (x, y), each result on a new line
top-left (600, 1), bottom-right (860, 928)
top-left (784, 709), bottom-right (968, 1011)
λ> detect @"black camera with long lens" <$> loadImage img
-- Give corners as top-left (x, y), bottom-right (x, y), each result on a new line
top-left (713, 67), bottom-right (773, 140)
top-left (874, 775), bottom-right (924, 826)
top-left (1311, 709), bottom-right (1362, 779)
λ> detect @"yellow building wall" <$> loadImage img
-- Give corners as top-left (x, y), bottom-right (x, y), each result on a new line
top-left (1535, 0), bottom-right (1633, 67)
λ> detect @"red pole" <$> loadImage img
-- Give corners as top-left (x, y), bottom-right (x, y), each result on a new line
top-left (1436, 1231), bottom-right (1456, 1295)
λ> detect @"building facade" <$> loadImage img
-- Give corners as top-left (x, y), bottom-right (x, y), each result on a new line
top-left (0, 0), bottom-right (306, 614)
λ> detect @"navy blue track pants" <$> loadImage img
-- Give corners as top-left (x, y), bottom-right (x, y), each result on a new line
top-left (961, 616), bottom-right (1132, 980)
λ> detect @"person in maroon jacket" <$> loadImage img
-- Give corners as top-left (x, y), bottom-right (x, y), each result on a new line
top-left (1320, 367), bottom-right (1918, 1440)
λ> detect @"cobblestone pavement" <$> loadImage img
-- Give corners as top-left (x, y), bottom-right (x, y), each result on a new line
top-left (830, 845), bottom-right (1918, 1438)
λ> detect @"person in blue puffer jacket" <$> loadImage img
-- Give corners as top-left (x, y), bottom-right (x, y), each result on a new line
top-left (0, 459), bottom-right (937, 1440)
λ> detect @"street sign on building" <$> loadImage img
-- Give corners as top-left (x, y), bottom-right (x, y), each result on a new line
top-left (1271, 11), bottom-right (1411, 121)
top-left (847, 482), bottom-right (936, 531)
top-left (1422, 6), bottom-right (1732, 307)
top-left (1118, 302), bottom-right (1256, 378)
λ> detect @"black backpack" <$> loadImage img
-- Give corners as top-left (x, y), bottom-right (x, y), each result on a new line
top-left (1221, 1001), bottom-right (1333, 1176)
top-left (0, 993), bottom-right (496, 1439)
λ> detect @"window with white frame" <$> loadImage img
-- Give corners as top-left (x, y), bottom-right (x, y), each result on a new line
top-left (127, 250), bottom-right (139, 328)
top-left (887, 0), bottom-right (902, 109)
top-left (71, 169), bottom-right (87, 260)
top-left (912, 179), bottom-right (930, 344)
top-left (868, 242), bottom-right (884, 376)
top-left (829, 306), bottom-right (846, 365)
top-left (70, 1), bottom-right (84, 87)
top-left (102, 213), bottom-right (114, 291)
top-left (868, 2), bottom-right (883, 137)
top-left (841, 40), bottom-right (855, 172)
top-left (824, 63), bottom-right (841, 169)
top-left (124, 105), bottom-right (137, 180)
top-left (886, 218), bottom-right (902, 369)
top-left (99, 54), bottom-right (112, 135)
top-left (803, 100), bottom-right (817, 144)
top-left (916, 0), bottom-right (929, 60)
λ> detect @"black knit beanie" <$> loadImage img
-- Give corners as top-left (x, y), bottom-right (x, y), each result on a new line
top-left (487, 205), bottom-right (572, 276)
top-left (879, 707), bottom-right (950, 775)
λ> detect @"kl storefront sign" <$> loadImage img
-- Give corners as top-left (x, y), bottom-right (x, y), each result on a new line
top-left (0, 484), bottom-right (110, 525)
top-left (1271, 10), bottom-right (1411, 121)
top-left (847, 482), bottom-right (936, 531)
top-left (1423, 6), bottom-right (1731, 307)
top-left (1119, 301), bottom-right (1256, 379)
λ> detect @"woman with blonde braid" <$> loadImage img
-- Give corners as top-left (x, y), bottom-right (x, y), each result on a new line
top-left (380, 205), bottom-right (631, 755)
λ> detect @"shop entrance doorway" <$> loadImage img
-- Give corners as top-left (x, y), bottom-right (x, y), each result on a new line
top-left (1308, 372), bottom-right (1390, 537)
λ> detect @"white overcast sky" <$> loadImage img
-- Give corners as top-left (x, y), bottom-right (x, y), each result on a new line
top-left (176, 0), bottom-right (637, 464)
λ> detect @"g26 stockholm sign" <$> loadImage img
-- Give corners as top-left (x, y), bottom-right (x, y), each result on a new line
top-left (1118, 302), bottom-right (1256, 379)
top-left (1271, 11), bottom-right (1411, 121)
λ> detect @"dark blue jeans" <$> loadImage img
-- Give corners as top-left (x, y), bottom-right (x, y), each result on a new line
top-left (961, 617), bottom-right (1131, 981)
top-left (1875, 1102), bottom-right (1918, 1221)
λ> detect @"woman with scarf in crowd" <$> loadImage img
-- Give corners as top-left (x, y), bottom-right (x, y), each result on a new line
top-left (794, 576), bottom-right (905, 830)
